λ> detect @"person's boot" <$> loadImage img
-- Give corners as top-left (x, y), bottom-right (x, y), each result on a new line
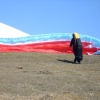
top-left (74, 59), bottom-right (76, 63)
top-left (78, 60), bottom-right (81, 64)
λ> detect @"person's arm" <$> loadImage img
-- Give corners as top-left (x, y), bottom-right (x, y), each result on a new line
top-left (70, 38), bottom-right (74, 47)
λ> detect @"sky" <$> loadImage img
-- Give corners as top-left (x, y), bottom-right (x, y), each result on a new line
top-left (0, 0), bottom-right (100, 39)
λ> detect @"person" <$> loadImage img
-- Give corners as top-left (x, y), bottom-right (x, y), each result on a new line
top-left (70, 32), bottom-right (83, 64)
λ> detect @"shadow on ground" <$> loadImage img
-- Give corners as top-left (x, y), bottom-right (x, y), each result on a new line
top-left (57, 59), bottom-right (74, 64)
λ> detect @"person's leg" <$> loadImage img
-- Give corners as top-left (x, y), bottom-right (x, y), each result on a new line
top-left (77, 47), bottom-right (83, 64)
top-left (75, 56), bottom-right (80, 63)
top-left (77, 58), bottom-right (81, 64)
top-left (74, 47), bottom-right (79, 63)
top-left (73, 49), bottom-right (77, 63)
top-left (74, 57), bottom-right (76, 63)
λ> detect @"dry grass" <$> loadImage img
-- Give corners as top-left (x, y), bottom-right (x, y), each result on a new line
top-left (0, 52), bottom-right (100, 100)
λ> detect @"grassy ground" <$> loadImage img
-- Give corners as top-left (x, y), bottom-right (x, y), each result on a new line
top-left (0, 52), bottom-right (100, 100)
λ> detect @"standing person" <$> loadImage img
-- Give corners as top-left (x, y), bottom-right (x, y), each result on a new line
top-left (70, 32), bottom-right (83, 64)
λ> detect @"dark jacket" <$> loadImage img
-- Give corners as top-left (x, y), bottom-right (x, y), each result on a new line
top-left (70, 33), bottom-right (83, 61)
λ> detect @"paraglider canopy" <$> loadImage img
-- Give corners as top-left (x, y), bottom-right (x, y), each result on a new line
top-left (0, 22), bottom-right (30, 38)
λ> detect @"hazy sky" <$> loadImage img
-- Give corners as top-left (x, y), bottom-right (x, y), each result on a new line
top-left (0, 0), bottom-right (100, 39)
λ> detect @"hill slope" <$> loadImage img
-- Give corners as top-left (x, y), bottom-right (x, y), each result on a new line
top-left (0, 53), bottom-right (100, 100)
